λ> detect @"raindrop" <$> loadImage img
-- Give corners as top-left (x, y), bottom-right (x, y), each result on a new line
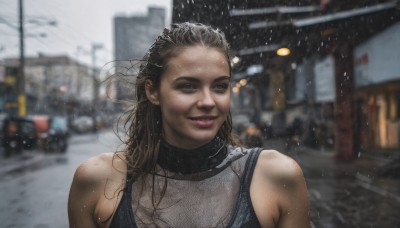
top-left (321, 41), bottom-right (324, 47)
top-left (358, 152), bottom-right (361, 157)
top-left (344, 72), bottom-right (347, 76)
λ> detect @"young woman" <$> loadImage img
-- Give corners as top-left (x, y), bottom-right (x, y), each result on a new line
top-left (68, 22), bottom-right (310, 228)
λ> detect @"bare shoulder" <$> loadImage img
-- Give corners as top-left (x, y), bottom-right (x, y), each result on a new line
top-left (251, 149), bottom-right (310, 228)
top-left (73, 152), bottom-right (126, 184)
top-left (68, 152), bottom-right (127, 228)
top-left (256, 149), bottom-right (305, 182)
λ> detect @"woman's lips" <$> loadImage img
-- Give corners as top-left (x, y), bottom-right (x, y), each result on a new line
top-left (189, 116), bottom-right (217, 128)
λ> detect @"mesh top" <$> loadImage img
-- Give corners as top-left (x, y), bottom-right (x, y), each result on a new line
top-left (110, 146), bottom-right (263, 228)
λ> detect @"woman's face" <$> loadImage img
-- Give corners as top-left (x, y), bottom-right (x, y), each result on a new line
top-left (148, 45), bottom-right (231, 149)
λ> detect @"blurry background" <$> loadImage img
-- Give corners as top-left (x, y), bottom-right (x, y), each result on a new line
top-left (1, 0), bottom-right (400, 227)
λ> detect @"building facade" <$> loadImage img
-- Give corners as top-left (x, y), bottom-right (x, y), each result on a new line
top-left (354, 22), bottom-right (400, 152)
top-left (114, 7), bottom-right (166, 61)
top-left (113, 7), bottom-right (166, 101)
top-left (0, 56), bottom-right (93, 117)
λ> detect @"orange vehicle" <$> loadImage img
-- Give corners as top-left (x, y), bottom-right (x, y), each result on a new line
top-left (31, 115), bottom-right (69, 153)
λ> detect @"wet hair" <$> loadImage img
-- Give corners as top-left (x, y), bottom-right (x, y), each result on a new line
top-left (119, 22), bottom-right (238, 178)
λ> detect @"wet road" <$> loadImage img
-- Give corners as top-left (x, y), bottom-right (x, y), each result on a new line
top-left (0, 130), bottom-right (120, 228)
top-left (0, 131), bottom-right (399, 227)
top-left (265, 139), bottom-right (400, 228)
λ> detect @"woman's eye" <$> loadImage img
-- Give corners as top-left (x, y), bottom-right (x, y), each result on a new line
top-left (214, 83), bottom-right (229, 92)
top-left (179, 83), bottom-right (197, 92)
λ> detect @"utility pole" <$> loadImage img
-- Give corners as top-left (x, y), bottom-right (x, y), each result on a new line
top-left (18, 0), bottom-right (26, 117)
top-left (91, 43), bottom-right (103, 132)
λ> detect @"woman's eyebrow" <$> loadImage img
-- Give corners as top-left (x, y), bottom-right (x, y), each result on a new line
top-left (214, 76), bottom-right (231, 81)
top-left (174, 76), bottom-right (230, 82)
top-left (174, 76), bottom-right (199, 82)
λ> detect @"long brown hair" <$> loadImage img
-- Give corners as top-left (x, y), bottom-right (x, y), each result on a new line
top-left (118, 22), bottom-right (239, 179)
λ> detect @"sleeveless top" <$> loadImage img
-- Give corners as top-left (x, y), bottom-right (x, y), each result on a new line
top-left (110, 146), bottom-right (263, 228)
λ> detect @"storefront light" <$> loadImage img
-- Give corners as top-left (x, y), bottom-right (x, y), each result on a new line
top-left (276, 47), bottom-right (291, 56)
top-left (239, 79), bottom-right (247, 86)
top-left (232, 86), bottom-right (239, 94)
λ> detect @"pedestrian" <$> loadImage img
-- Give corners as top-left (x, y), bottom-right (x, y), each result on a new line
top-left (241, 122), bottom-right (264, 148)
top-left (68, 22), bottom-right (310, 228)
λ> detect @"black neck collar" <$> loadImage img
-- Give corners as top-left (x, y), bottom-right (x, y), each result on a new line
top-left (157, 137), bottom-right (228, 175)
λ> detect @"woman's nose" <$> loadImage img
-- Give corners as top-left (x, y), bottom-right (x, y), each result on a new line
top-left (197, 90), bottom-right (216, 108)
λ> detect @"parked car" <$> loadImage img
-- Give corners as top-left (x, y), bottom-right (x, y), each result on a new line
top-left (48, 116), bottom-right (69, 153)
top-left (72, 116), bottom-right (94, 133)
top-left (32, 115), bottom-right (69, 153)
top-left (1, 115), bottom-right (38, 157)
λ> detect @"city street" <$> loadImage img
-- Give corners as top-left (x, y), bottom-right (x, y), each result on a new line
top-left (0, 130), bottom-right (399, 227)
top-left (265, 139), bottom-right (400, 228)
top-left (0, 130), bottom-right (122, 228)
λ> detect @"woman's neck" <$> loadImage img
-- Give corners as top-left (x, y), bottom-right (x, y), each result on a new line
top-left (157, 137), bottom-right (228, 175)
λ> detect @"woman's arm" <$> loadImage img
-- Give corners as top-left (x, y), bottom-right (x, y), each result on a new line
top-left (68, 156), bottom-right (104, 228)
top-left (251, 150), bottom-right (311, 228)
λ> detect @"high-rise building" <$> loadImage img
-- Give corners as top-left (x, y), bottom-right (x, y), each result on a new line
top-left (113, 7), bottom-right (166, 102)
top-left (114, 7), bottom-right (166, 61)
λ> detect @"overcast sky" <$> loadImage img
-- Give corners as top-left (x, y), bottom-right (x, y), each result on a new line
top-left (0, 0), bottom-right (172, 67)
